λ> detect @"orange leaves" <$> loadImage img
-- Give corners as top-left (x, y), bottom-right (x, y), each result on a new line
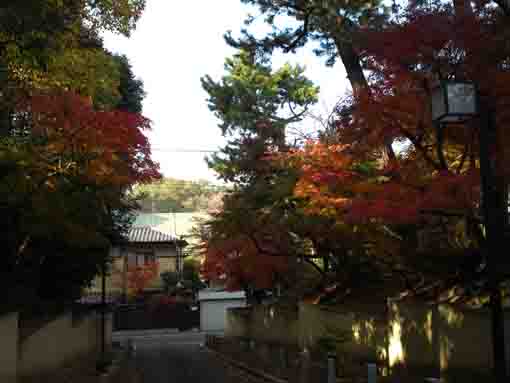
top-left (283, 139), bottom-right (481, 225)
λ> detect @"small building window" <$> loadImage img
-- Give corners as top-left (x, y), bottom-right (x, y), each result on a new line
top-left (128, 250), bottom-right (155, 267)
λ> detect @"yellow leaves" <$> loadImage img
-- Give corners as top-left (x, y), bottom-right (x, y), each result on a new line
top-left (44, 178), bottom-right (56, 191)
top-left (44, 142), bottom-right (67, 154)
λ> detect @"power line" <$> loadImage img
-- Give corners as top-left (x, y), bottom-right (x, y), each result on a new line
top-left (151, 147), bottom-right (218, 153)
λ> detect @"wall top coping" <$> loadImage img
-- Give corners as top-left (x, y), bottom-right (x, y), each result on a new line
top-left (198, 289), bottom-right (246, 301)
top-left (0, 311), bottom-right (18, 320)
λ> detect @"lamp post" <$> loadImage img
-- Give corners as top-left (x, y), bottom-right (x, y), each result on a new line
top-left (96, 254), bottom-right (109, 373)
top-left (176, 235), bottom-right (185, 289)
top-left (431, 80), bottom-right (507, 381)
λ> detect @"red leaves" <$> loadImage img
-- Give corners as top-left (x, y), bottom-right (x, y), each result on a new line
top-left (277, 4), bottom-right (510, 229)
top-left (202, 236), bottom-right (288, 291)
top-left (127, 261), bottom-right (159, 296)
top-left (27, 90), bottom-right (160, 186)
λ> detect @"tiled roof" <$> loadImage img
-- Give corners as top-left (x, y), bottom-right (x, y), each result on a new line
top-left (127, 226), bottom-right (177, 243)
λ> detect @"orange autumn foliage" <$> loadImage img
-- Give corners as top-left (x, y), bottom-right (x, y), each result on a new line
top-left (286, 142), bottom-right (479, 225)
top-left (283, 5), bottom-right (510, 226)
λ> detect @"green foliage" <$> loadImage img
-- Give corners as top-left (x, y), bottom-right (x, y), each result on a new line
top-left (161, 257), bottom-right (205, 294)
top-left (114, 54), bottom-right (145, 113)
top-left (202, 50), bottom-right (318, 184)
top-left (230, 0), bottom-right (389, 66)
top-left (183, 257), bottom-right (206, 290)
top-left (134, 178), bottom-right (227, 213)
top-left (0, 1), bottom-right (147, 134)
top-left (45, 48), bottom-right (122, 108)
top-left (161, 270), bottom-right (180, 292)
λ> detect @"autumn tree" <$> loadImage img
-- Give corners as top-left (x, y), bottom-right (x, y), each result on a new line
top-left (1, 91), bottom-right (159, 306)
top-left (200, 50), bottom-right (322, 300)
top-left (283, 0), bottom-right (510, 304)
top-left (0, 1), bottom-right (157, 309)
top-left (127, 261), bottom-right (159, 297)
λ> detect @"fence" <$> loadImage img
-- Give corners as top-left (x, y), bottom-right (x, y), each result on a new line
top-left (113, 301), bottom-right (199, 331)
top-left (0, 307), bottom-right (112, 382)
top-left (225, 300), bottom-right (510, 381)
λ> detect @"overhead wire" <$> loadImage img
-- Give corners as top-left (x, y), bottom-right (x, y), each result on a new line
top-left (150, 147), bottom-right (218, 153)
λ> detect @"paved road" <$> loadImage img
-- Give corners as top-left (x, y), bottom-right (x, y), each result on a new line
top-left (113, 331), bottom-right (242, 383)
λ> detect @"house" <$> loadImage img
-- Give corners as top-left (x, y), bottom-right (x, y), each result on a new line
top-left (85, 226), bottom-right (187, 300)
top-left (133, 211), bottom-right (208, 254)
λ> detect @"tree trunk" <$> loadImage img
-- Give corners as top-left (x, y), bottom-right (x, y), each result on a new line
top-left (334, 34), bottom-right (397, 161)
top-left (0, 107), bottom-right (10, 137)
top-left (336, 38), bottom-right (368, 93)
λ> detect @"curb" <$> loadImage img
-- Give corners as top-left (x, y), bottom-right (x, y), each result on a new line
top-left (98, 348), bottom-right (142, 383)
top-left (206, 346), bottom-right (288, 383)
top-left (206, 346), bottom-right (359, 383)
top-left (97, 348), bottom-right (126, 381)
top-left (112, 328), bottom-right (179, 338)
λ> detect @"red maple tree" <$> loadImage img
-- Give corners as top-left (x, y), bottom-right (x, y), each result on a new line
top-left (127, 261), bottom-right (159, 296)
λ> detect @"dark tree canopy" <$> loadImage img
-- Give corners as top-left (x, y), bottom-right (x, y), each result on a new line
top-left (0, 0), bottom-right (156, 309)
top-left (115, 54), bottom-right (146, 113)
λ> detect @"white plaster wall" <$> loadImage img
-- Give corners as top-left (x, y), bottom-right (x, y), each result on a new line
top-left (18, 310), bottom-right (112, 378)
top-left (200, 299), bottom-right (246, 332)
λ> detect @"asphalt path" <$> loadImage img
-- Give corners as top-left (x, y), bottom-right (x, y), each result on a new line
top-left (113, 331), bottom-right (235, 383)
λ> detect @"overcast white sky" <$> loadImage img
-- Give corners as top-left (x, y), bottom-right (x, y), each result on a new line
top-left (102, 1), bottom-right (350, 183)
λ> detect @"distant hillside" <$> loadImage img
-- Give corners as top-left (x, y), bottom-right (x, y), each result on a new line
top-left (133, 178), bottom-right (226, 213)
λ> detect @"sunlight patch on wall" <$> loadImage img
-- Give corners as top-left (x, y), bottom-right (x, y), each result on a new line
top-left (439, 305), bottom-right (464, 328)
top-left (352, 323), bottom-right (361, 342)
top-left (389, 319), bottom-right (405, 366)
top-left (351, 319), bottom-right (376, 344)
top-left (388, 303), bottom-right (405, 367)
top-left (440, 334), bottom-right (453, 371)
top-left (425, 310), bottom-right (433, 344)
top-left (377, 345), bottom-right (389, 375)
top-left (365, 319), bottom-right (376, 344)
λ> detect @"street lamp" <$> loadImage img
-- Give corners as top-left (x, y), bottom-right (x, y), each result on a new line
top-left (431, 80), bottom-right (507, 381)
top-left (431, 81), bottom-right (478, 123)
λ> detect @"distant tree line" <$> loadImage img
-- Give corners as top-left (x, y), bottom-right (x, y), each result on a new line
top-left (134, 178), bottom-right (227, 213)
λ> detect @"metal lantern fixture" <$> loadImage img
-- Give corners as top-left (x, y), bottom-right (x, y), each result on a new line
top-left (430, 79), bottom-right (509, 380)
top-left (431, 81), bottom-right (478, 123)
